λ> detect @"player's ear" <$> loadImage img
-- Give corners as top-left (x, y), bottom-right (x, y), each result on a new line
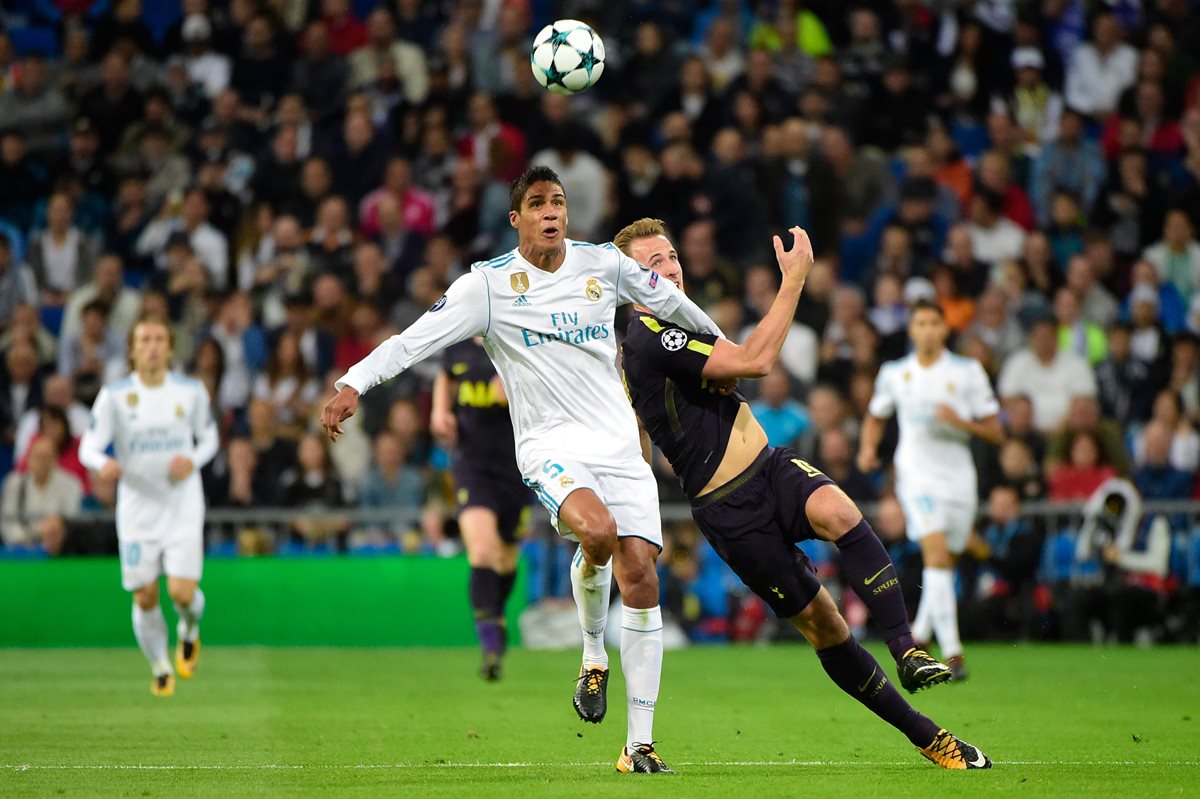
top-left (509, 210), bottom-right (519, 230)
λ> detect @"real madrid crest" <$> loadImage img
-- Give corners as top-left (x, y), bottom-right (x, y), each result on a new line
top-left (511, 272), bottom-right (530, 294)
top-left (176, 404), bottom-right (186, 418)
top-left (560, 476), bottom-right (575, 488)
top-left (126, 392), bottom-right (138, 408)
top-left (585, 278), bottom-right (602, 301)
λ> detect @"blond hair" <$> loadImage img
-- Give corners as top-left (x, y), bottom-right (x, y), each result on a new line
top-left (612, 218), bottom-right (671, 256)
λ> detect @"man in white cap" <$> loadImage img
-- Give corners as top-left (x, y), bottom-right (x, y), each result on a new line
top-left (182, 14), bottom-right (230, 99)
top-left (1009, 46), bottom-right (1062, 151)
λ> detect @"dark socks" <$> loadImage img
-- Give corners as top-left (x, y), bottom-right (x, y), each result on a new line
top-left (835, 519), bottom-right (916, 661)
top-left (816, 636), bottom-right (941, 748)
top-left (469, 567), bottom-right (504, 657)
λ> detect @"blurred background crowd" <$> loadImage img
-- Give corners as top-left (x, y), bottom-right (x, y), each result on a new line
top-left (1, 0), bottom-right (1199, 644)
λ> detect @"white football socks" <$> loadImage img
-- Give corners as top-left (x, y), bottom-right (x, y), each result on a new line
top-left (924, 567), bottom-right (963, 659)
top-left (912, 568), bottom-right (934, 645)
top-left (570, 547), bottom-right (612, 667)
top-left (174, 587), bottom-right (206, 643)
top-left (620, 604), bottom-right (663, 749)
top-left (132, 603), bottom-right (171, 676)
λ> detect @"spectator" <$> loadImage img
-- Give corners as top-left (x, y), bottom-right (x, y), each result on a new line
top-left (962, 484), bottom-right (1043, 640)
top-left (1095, 322), bottom-right (1155, 425)
top-left (967, 287), bottom-right (1024, 364)
top-left (1054, 286), bottom-right (1107, 366)
top-left (1, 437), bottom-right (83, 549)
top-left (349, 9), bottom-right (428, 105)
top-left (181, 13), bottom-right (231, 100)
top-left (358, 430), bottom-right (425, 542)
top-left (253, 330), bottom-right (319, 438)
top-left (17, 405), bottom-right (89, 492)
top-left (1, 339), bottom-right (44, 456)
top-left (0, 233), bottom-right (37, 329)
top-left (245, 398), bottom-right (298, 481)
top-left (994, 438), bottom-right (1046, 502)
top-left (28, 193), bottom-right (102, 306)
top-left (1121, 258), bottom-right (1187, 334)
top-left (1064, 255), bottom-right (1118, 329)
top-left (230, 14), bottom-right (290, 114)
top-left (968, 184), bottom-right (1026, 274)
top-left (327, 111), bottom-right (393, 209)
top-left (1045, 395), bottom-right (1131, 476)
top-left (1030, 109), bottom-right (1106, 227)
top-left (139, 186), bottom-right (230, 289)
top-left (998, 316), bottom-right (1098, 432)
top-left (1165, 334), bottom-right (1200, 421)
top-left (78, 52), bottom-right (143, 158)
top-left (320, 0), bottom-right (368, 57)
top-left (1127, 284), bottom-right (1171, 378)
top-left (1135, 390), bottom-right (1200, 473)
top-left (739, 265), bottom-right (818, 386)
top-left (59, 254), bottom-right (141, 346)
top-left (0, 56), bottom-right (70, 157)
top-left (817, 427), bottom-right (874, 502)
top-left (456, 93), bottom-right (526, 185)
top-left (749, 366), bottom-right (810, 448)
top-left (1047, 429), bottom-right (1118, 500)
top-left (283, 431), bottom-right (349, 550)
top-left (14, 374), bottom-right (90, 463)
top-left (207, 292), bottom-right (267, 415)
top-left (1064, 12), bottom-right (1139, 118)
top-left (0, 303), bottom-right (56, 368)
top-left (56, 300), bottom-right (125, 403)
top-left (530, 132), bottom-right (608, 243)
top-left (1009, 47), bottom-right (1063, 152)
top-left (1142, 208), bottom-right (1200, 300)
top-left (1133, 420), bottom-right (1193, 500)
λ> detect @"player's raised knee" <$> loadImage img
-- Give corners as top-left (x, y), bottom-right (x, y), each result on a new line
top-left (167, 583), bottom-right (195, 607)
top-left (133, 584), bottom-right (159, 610)
top-left (807, 485), bottom-right (864, 541)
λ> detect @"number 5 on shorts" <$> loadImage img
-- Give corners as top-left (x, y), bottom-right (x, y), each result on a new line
top-left (791, 458), bottom-right (823, 478)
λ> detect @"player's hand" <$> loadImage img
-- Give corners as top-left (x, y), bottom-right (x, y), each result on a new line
top-left (772, 226), bottom-right (815, 288)
top-left (430, 409), bottom-right (458, 447)
top-left (1102, 543), bottom-right (1121, 564)
top-left (321, 386), bottom-right (359, 443)
top-left (934, 404), bottom-right (965, 429)
top-left (98, 459), bottom-right (122, 482)
top-left (856, 449), bottom-right (880, 473)
top-left (167, 455), bottom-right (194, 483)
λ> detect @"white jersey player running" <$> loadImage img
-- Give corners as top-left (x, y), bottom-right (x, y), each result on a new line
top-left (80, 318), bottom-right (217, 697)
top-left (857, 300), bottom-right (1003, 681)
top-left (321, 166), bottom-right (722, 774)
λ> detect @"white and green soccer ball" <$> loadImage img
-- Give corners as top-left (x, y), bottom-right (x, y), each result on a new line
top-left (530, 19), bottom-right (605, 95)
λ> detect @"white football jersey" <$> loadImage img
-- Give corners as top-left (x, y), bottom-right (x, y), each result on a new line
top-left (868, 351), bottom-right (999, 499)
top-left (338, 240), bottom-right (722, 467)
top-left (80, 372), bottom-right (219, 540)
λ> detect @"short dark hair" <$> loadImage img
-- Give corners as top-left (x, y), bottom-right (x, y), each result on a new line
top-left (509, 165), bottom-right (564, 212)
top-left (81, 299), bottom-right (109, 318)
top-left (910, 298), bottom-right (944, 317)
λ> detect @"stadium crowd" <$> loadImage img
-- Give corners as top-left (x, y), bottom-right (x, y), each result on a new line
top-left (1, 0), bottom-right (1199, 644)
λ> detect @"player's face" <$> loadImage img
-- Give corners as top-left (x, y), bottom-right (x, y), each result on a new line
top-left (627, 235), bottom-right (684, 291)
top-left (908, 308), bottom-right (948, 354)
top-left (131, 321), bottom-right (172, 373)
top-left (510, 181), bottom-right (567, 249)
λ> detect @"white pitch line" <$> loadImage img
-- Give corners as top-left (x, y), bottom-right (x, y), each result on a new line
top-left (3, 760), bottom-right (1198, 771)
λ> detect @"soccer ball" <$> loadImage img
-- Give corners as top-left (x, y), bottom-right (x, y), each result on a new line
top-left (530, 19), bottom-right (605, 95)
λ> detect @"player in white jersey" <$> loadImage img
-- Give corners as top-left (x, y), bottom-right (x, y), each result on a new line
top-left (321, 166), bottom-right (722, 774)
top-left (79, 318), bottom-right (218, 697)
top-left (857, 300), bottom-right (1003, 680)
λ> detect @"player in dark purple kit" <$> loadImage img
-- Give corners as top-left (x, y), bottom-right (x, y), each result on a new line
top-left (431, 338), bottom-right (533, 681)
top-left (615, 218), bottom-right (991, 770)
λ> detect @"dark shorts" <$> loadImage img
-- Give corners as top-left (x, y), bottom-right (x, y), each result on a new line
top-left (453, 467), bottom-right (532, 544)
top-left (690, 446), bottom-right (837, 618)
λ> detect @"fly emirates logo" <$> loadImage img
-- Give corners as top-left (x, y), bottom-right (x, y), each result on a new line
top-left (521, 311), bottom-right (610, 347)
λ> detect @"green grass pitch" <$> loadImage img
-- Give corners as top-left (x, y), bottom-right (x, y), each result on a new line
top-left (1, 644), bottom-right (1196, 797)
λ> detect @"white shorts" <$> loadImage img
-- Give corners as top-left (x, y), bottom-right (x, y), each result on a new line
top-left (117, 533), bottom-right (203, 591)
top-left (116, 487), bottom-right (206, 591)
top-left (521, 451), bottom-right (663, 549)
top-left (899, 491), bottom-right (978, 554)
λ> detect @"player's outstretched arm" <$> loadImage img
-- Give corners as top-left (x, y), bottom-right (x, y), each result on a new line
top-left (79, 387), bottom-right (121, 480)
top-left (323, 272), bottom-right (489, 441)
top-left (699, 227), bottom-right (814, 380)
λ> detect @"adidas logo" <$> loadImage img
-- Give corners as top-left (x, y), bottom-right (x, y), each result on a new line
top-left (512, 295), bottom-right (531, 307)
